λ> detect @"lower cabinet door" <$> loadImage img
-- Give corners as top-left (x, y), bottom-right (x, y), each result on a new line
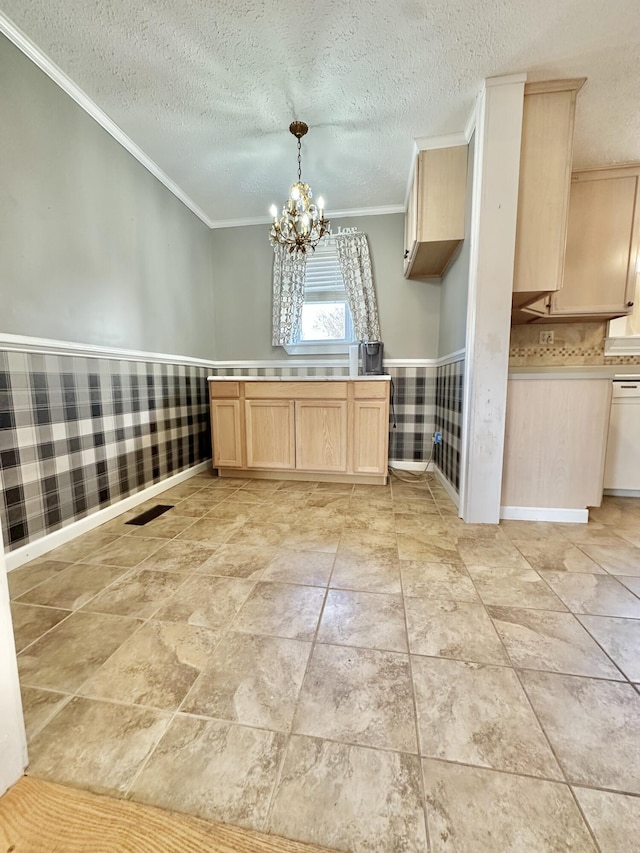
top-left (210, 399), bottom-right (242, 467)
top-left (295, 400), bottom-right (348, 472)
top-left (245, 400), bottom-right (295, 469)
top-left (353, 400), bottom-right (388, 474)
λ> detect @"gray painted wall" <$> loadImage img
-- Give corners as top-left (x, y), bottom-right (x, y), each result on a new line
top-left (211, 213), bottom-right (441, 360)
top-left (0, 35), bottom-right (214, 360)
top-left (438, 136), bottom-right (475, 357)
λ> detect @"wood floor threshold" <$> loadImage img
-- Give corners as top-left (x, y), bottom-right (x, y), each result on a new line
top-left (0, 776), bottom-right (336, 853)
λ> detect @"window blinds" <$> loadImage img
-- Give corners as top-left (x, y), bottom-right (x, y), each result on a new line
top-left (304, 243), bottom-right (346, 293)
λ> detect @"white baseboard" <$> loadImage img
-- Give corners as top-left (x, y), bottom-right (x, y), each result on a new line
top-left (433, 465), bottom-right (460, 509)
top-left (603, 489), bottom-right (640, 498)
top-left (5, 461), bottom-right (211, 571)
top-left (500, 505), bottom-right (589, 524)
top-left (389, 461), bottom-right (434, 473)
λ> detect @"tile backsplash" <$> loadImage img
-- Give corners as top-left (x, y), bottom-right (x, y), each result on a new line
top-left (510, 322), bottom-right (640, 366)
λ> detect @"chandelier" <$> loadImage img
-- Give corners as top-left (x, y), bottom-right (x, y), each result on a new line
top-left (269, 121), bottom-right (330, 254)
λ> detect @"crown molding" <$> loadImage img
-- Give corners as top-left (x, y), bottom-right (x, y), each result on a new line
top-left (0, 11), bottom-right (215, 229)
top-left (209, 216), bottom-right (276, 229)
top-left (524, 77), bottom-right (586, 95)
top-left (209, 205), bottom-right (405, 230)
top-left (464, 96), bottom-right (479, 142)
top-left (414, 131), bottom-right (469, 151)
top-left (405, 100), bottom-right (478, 210)
top-left (415, 99), bottom-right (478, 153)
top-left (328, 205), bottom-right (405, 219)
top-left (403, 142), bottom-right (419, 212)
top-left (485, 72), bottom-right (528, 88)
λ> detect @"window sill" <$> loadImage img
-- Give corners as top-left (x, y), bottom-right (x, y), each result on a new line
top-left (282, 342), bottom-right (356, 356)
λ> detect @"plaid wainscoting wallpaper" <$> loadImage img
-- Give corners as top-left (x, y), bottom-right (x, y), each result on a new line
top-left (0, 350), bottom-right (212, 552)
top-left (434, 359), bottom-right (465, 492)
top-left (212, 366), bottom-right (350, 378)
top-left (211, 364), bottom-right (437, 465)
top-left (387, 367), bottom-right (436, 463)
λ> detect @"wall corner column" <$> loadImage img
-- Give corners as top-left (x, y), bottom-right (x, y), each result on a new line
top-left (459, 74), bottom-right (526, 523)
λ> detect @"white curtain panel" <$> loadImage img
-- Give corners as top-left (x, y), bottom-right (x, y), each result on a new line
top-left (271, 244), bottom-right (307, 346)
top-left (335, 232), bottom-right (381, 341)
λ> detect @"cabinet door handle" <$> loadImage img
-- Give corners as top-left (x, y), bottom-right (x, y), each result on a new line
top-left (627, 301), bottom-right (635, 307)
top-left (404, 250), bottom-right (409, 260)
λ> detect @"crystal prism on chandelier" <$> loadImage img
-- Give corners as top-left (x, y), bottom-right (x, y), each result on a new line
top-left (269, 121), bottom-right (330, 254)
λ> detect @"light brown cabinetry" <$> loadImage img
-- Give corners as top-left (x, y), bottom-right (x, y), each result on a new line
top-left (209, 379), bottom-right (390, 484)
top-left (210, 400), bottom-right (243, 467)
top-left (245, 400), bottom-right (295, 469)
top-left (294, 401), bottom-right (348, 473)
top-left (502, 377), bottom-right (611, 511)
top-left (520, 166), bottom-right (640, 322)
top-left (512, 79), bottom-right (585, 310)
top-left (404, 146), bottom-right (468, 280)
top-left (353, 400), bottom-right (388, 474)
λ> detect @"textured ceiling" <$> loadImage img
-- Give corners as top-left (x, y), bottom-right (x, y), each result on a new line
top-left (2, 0), bottom-right (639, 226)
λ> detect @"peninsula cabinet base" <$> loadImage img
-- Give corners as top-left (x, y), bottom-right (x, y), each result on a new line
top-left (208, 377), bottom-right (391, 487)
top-left (214, 467), bottom-right (388, 486)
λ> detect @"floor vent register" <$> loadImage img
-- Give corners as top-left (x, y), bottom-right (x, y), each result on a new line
top-left (125, 505), bottom-right (174, 526)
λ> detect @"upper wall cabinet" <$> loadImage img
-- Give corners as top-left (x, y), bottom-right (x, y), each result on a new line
top-left (520, 165), bottom-right (640, 323)
top-left (403, 146), bottom-right (468, 280)
top-left (512, 79), bottom-right (585, 310)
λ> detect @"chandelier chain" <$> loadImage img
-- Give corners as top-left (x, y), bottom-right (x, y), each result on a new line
top-left (297, 138), bottom-right (302, 182)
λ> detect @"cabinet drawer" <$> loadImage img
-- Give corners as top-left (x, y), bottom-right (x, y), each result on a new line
top-left (245, 382), bottom-right (347, 400)
top-left (209, 381), bottom-right (240, 398)
top-left (353, 381), bottom-right (389, 400)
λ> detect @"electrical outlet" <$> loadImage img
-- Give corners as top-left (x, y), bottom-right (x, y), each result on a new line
top-left (539, 331), bottom-right (555, 345)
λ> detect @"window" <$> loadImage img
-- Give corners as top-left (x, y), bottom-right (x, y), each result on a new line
top-left (284, 240), bottom-right (355, 355)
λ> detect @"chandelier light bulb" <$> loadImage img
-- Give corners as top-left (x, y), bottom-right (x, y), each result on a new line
top-left (270, 204), bottom-right (278, 220)
top-left (317, 196), bottom-right (325, 212)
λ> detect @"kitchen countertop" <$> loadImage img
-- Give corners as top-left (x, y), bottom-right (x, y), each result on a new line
top-left (508, 370), bottom-right (612, 380)
top-left (509, 366), bottom-right (640, 380)
top-left (207, 375), bottom-right (391, 382)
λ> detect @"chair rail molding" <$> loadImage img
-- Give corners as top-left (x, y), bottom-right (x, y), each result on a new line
top-left (0, 333), bottom-right (214, 368)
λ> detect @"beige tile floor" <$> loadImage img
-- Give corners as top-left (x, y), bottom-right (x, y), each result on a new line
top-left (8, 472), bottom-right (640, 852)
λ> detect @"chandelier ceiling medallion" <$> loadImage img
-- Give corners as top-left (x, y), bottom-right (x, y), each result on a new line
top-left (269, 121), bottom-right (330, 254)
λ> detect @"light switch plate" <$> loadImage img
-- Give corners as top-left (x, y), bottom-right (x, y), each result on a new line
top-left (539, 331), bottom-right (555, 345)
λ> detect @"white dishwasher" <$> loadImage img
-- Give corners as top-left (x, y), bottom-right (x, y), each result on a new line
top-left (603, 376), bottom-right (640, 494)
